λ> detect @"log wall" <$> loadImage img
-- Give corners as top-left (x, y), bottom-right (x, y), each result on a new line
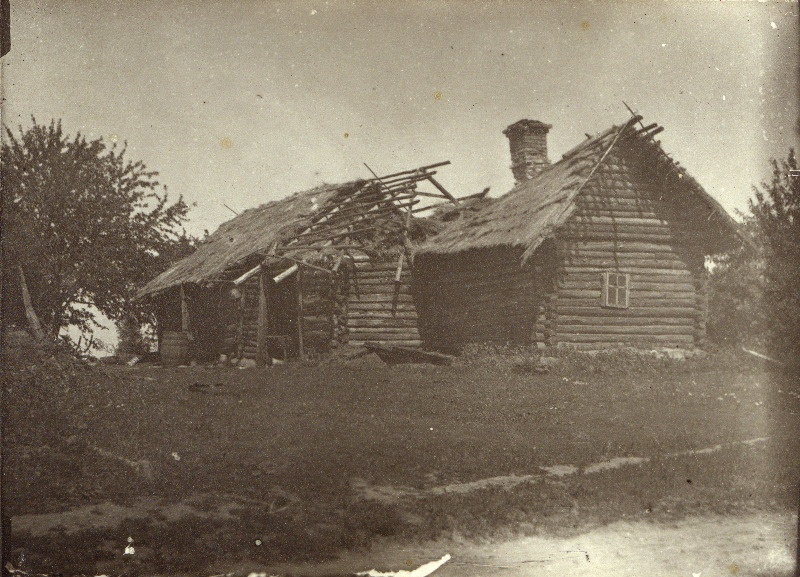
top-left (240, 274), bottom-right (260, 360)
top-left (413, 247), bottom-right (548, 352)
top-left (300, 267), bottom-right (336, 352)
top-left (346, 254), bottom-right (422, 347)
top-left (553, 150), bottom-right (708, 349)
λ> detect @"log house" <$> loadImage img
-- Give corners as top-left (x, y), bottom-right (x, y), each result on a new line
top-left (137, 163), bottom-right (462, 363)
top-left (413, 115), bottom-right (747, 352)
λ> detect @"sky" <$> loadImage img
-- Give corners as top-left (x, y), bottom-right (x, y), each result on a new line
top-left (3, 0), bottom-right (799, 348)
top-left (4, 0), bottom-right (799, 240)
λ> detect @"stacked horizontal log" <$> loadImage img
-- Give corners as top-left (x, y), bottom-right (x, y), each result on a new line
top-left (553, 151), bottom-right (706, 349)
top-left (240, 274), bottom-right (261, 359)
top-left (300, 268), bottom-right (335, 351)
top-left (347, 255), bottom-right (422, 347)
top-left (332, 266), bottom-right (350, 345)
top-left (413, 248), bottom-right (541, 351)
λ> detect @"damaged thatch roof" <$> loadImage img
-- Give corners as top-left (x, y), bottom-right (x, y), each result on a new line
top-left (138, 161), bottom-right (459, 298)
top-left (416, 115), bottom-right (746, 261)
top-left (138, 182), bottom-right (359, 298)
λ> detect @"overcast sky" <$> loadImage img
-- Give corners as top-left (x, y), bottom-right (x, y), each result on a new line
top-left (5, 0), bottom-right (799, 240)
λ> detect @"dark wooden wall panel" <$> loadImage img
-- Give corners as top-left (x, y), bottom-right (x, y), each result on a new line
top-left (347, 255), bottom-right (422, 347)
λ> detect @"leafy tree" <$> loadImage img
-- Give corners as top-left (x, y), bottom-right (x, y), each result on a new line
top-left (708, 149), bottom-right (799, 362)
top-left (748, 148), bottom-right (800, 362)
top-left (1, 119), bottom-right (196, 342)
top-left (707, 217), bottom-right (767, 349)
top-left (116, 315), bottom-right (151, 358)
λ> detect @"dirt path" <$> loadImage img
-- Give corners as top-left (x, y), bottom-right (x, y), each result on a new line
top-left (10, 436), bottom-right (793, 576)
top-left (257, 512), bottom-right (796, 577)
top-left (351, 437), bottom-right (772, 503)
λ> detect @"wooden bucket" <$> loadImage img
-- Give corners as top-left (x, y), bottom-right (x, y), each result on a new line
top-left (160, 331), bottom-right (190, 367)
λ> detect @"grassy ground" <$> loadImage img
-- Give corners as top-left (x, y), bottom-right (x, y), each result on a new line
top-left (3, 343), bottom-right (798, 575)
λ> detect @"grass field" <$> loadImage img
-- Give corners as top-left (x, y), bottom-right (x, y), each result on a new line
top-left (3, 345), bottom-right (798, 575)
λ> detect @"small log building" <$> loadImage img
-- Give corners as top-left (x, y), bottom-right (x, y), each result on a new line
top-left (137, 163), bottom-right (463, 363)
top-left (413, 115), bottom-right (747, 352)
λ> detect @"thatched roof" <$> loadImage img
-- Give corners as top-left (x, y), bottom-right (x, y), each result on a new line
top-left (138, 161), bottom-right (463, 298)
top-left (416, 116), bottom-right (745, 260)
top-left (138, 182), bottom-right (359, 298)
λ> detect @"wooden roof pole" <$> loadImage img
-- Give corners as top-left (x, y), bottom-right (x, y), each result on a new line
top-left (373, 160), bottom-right (450, 181)
top-left (233, 263), bottom-right (262, 286)
top-left (427, 175), bottom-right (460, 206)
top-left (364, 162), bottom-right (405, 202)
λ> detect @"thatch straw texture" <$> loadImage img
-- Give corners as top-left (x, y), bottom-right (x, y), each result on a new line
top-left (416, 124), bottom-right (624, 260)
top-left (417, 116), bottom-right (744, 260)
top-left (138, 182), bottom-right (361, 298)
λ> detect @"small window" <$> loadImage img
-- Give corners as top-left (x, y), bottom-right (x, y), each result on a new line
top-left (602, 271), bottom-right (630, 308)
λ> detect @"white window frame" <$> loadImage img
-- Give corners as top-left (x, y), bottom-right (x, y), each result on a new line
top-left (602, 271), bottom-right (630, 309)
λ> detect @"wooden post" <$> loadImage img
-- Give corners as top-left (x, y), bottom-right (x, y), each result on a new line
top-left (180, 284), bottom-right (189, 333)
top-left (694, 268), bottom-right (709, 350)
top-left (180, 284), bottom-right (193, 362)
top-left (236, 287), bottom-right (245, 361)
top-left (257, 269), bottom-right (270, 367)
top-left (296, 267), bottom-right (305, 359)
top-left (395, 252), bottom-right (405, 283)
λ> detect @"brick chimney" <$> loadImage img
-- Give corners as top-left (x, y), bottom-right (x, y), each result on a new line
top-left (503, 119), bottom-right (552, 184)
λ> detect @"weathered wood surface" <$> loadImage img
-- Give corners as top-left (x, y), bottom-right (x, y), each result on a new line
top-left (550, 151), bottom-right (706, 349)
top-left (557, 333), bottom-right (694, 344)
top-left (414, 248), bottom-right (542, 351)
top-left (344, 257), bottom-right (423, 346)
top-left (350, 339), bottom-right (423, 347)
top-left (257, 271), bottom-right (269, 366)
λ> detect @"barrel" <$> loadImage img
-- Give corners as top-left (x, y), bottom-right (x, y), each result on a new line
top-left (160, 331), bottom-right (190, 367)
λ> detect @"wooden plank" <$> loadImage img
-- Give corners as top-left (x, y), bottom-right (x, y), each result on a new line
top-left (354, 262), bottom-right (411, 271)
top-left (348, 302), bottom-right (419, 312)
top-left (561, 250), bottom-right (681, 260)
top-left (350, 339), bottom-right (423, 347)
top-left (347, 311), bottom-right (419, 319)
top-left (557, 324), bottom-right (696, 335)
top-left (180, 284), bottom-right (189, 333)
top-left (559, 231), bottom-right (676, 242)
top-left (349, 294), bottom-right (415, 303)
top-left (560, 257), bottom-right (690, 270)
top-left (353, 272), bottom-right (411, 282)
top-left (565, 223), bottom-right (709, 238)
top-left (578, 195), bottom-right (669, 206)
top-left (557, 341), bottom-right (692, 351)
top-left (562, 274), bottom-right (698, 286)
top-left (352, 270), bottom-right (412, 279)
top-left (555, 333), bottom-right (694, 344)
top-left (561, 280), bottom-right (695, 292)
top-left (348, 326), bottom-right (422, 335)
top-left (562, 266), bottom-right (692, 277)
top-left (559, 288), bottom-right (696, 300)
top-left (256, 271), bottom-right (269, 366)
top-left (297, 268), bottom-right (304, 358)
top-left (348, 318), bottom-right (419, 328)
top-left (561, 241), bottom-right (676, 253)
top-left (573, 206), bottom-right (665, 216)
top-left (568, 215), bottom-right (675, 226)
top-left (557, 297), bottom-right (697, 308)
top-left (351, 285), bottom-right (413, 295)
top-left (557, 315), bottom-right (694, 326)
